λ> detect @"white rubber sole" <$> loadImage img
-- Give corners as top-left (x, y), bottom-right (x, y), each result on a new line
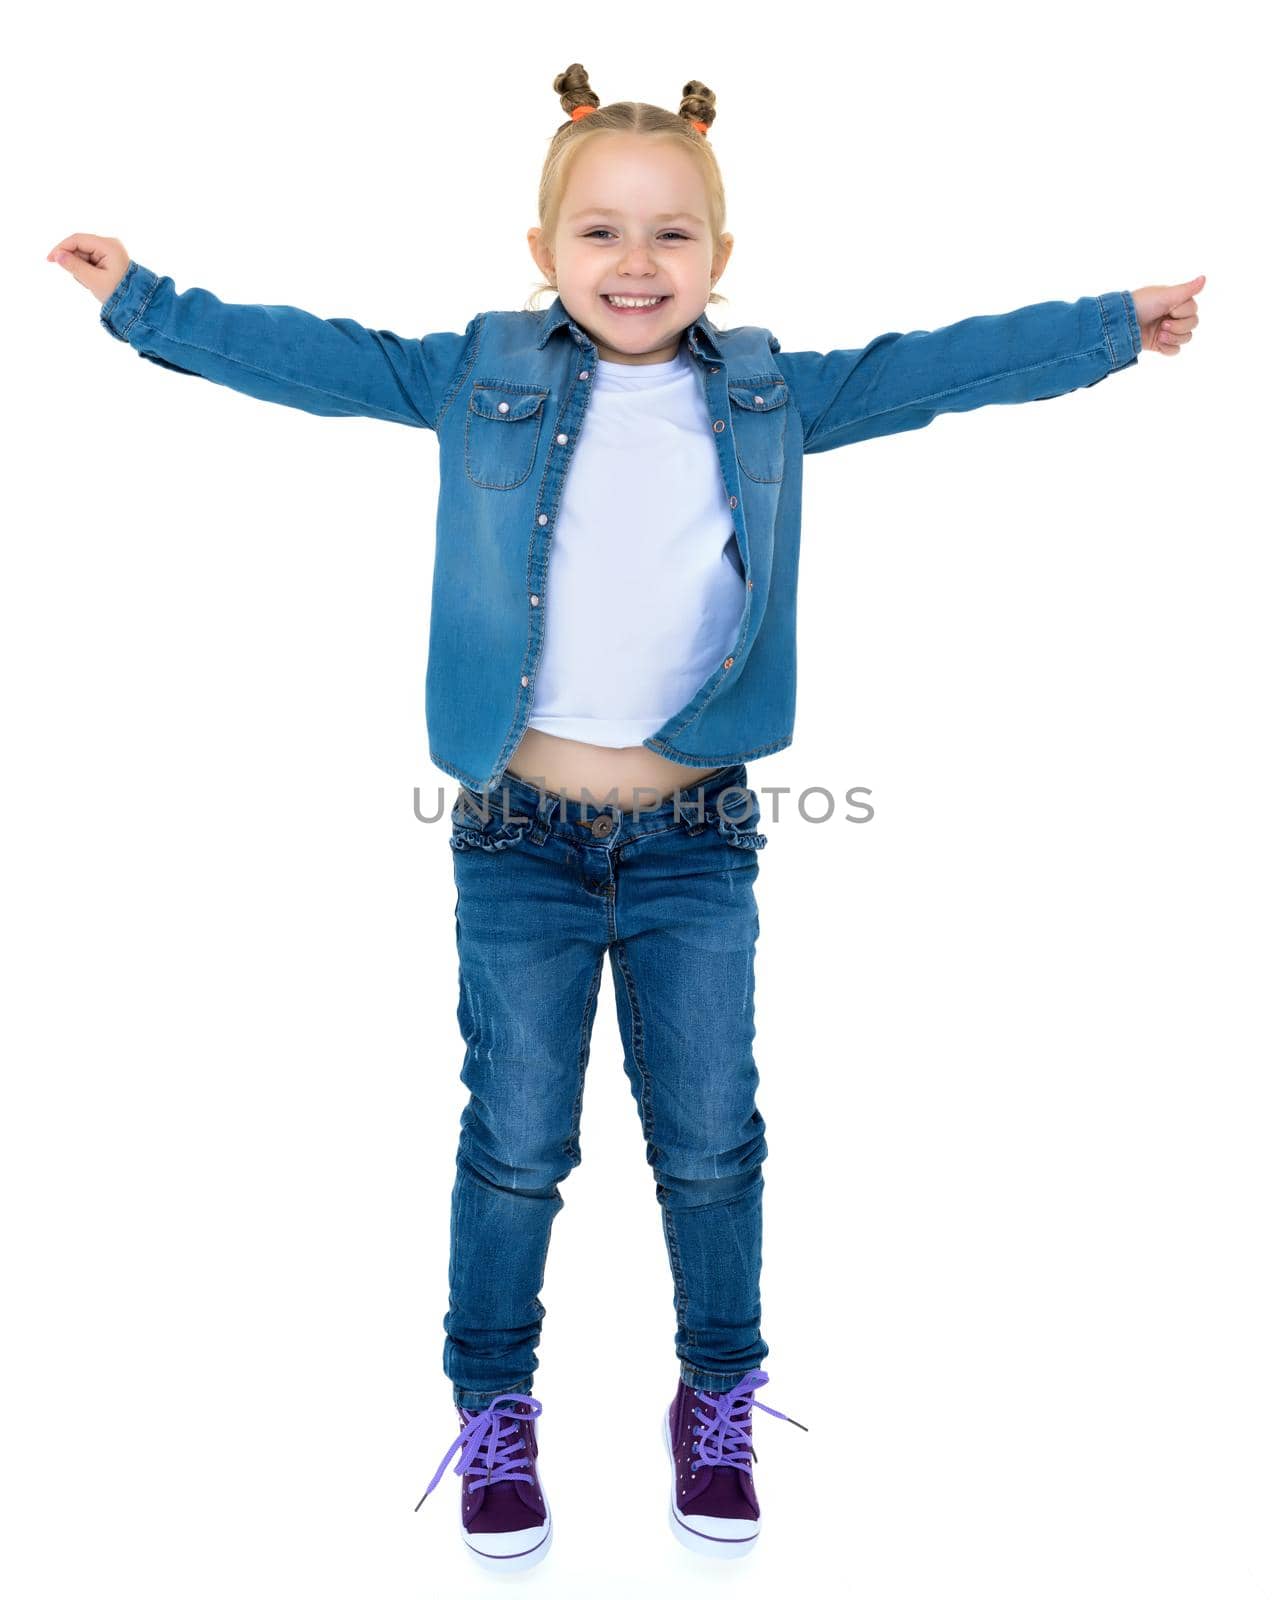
top-left (462, 1515), bottom-right (552, 1573)
top-left (662, 1407), bottom-right (760, 1559)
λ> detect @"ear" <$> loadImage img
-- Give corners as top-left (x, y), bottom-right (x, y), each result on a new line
top-left (712, 233), bottom-right (734, 284)
top-left (527, 226), bottom-right (553, 277)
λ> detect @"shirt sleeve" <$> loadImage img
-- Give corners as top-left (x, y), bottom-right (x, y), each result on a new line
top-left (774, 289), bottom-right (1141, 456)
top-left (98, 260), bottom-right (480, 430)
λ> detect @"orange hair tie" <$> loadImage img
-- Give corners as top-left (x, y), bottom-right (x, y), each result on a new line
top-left (569, 104), bottom-right (708, 136)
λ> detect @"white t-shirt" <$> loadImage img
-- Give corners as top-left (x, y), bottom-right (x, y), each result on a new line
top-left (525, 344), bottom-right (745, 747)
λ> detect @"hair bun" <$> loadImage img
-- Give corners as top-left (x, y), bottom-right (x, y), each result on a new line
top-left (678, 78), bottom-right (716, 134)
top-left (553, 63), bottom-right (600, 120)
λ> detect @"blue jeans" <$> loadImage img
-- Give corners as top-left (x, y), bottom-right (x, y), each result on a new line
top-left (442, 761), bottom-right (771, 1410)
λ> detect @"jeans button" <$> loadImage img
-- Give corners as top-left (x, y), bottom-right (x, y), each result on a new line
top-left (590, 813), bottom-right (613, 839)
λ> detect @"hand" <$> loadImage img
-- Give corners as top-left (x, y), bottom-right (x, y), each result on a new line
top-left (1132, 274), bottom-right (1205, 356)
top-left (46, 233), bottom-right (131, 306)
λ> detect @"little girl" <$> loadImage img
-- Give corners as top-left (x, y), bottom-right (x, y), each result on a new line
top-left (50, 61), bottom-right (1203, 1573)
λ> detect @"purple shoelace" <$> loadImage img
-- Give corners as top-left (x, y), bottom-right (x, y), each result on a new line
top-left (690, 1369), bottom-right (808, 1474)
top-left (413, 1393), bottom-right (542, 1512)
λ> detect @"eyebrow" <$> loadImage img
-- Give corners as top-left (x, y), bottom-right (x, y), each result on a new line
top-left (568, 209), bottom-right (703, 224)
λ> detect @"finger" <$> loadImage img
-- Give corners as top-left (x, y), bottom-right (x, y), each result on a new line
top-left (45, 233), bottom-right (108, 265)
top-left (48, 244), bottom-right (110, 274)
top-left (1167, 297), bottom-right (1198, 316)
top-left (1162, 313), bottom-right (1198, 332)
top-left (1158, 330), bottom-right (1189, 346)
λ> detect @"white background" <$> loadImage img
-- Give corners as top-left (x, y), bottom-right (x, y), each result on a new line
top-left (6, 2), bottom-right (1276, 1596)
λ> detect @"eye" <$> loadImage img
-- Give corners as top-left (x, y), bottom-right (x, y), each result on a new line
top-left (582, 230), bottom-right (690, 241)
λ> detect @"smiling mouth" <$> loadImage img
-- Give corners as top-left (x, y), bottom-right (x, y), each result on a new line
top-left (600, 295), bottom-right (670, 315)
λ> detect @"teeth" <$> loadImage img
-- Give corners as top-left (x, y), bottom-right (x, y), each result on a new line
top-left (606, 295), bottom-right (664, 307)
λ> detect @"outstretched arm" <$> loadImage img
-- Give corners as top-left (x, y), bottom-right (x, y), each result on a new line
top-left (50, 235), bottom-right (479, 430)
top-left (776, 288), bottom-right (1147, 456)
top-left (99, 262), bottom-right (480, 429)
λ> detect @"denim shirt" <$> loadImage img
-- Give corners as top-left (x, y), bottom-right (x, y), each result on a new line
top-left (100, 262), bottom-right (1141, 791)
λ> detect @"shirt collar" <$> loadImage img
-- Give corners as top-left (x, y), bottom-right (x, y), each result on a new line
top-left (536, 294), bottom-right (725, 362)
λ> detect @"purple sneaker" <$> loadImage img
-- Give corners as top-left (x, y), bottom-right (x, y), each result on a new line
top-left (663, 1369), bottom-right (807, 1558)
top-left (414, 1392), bottom-right (551, 1570)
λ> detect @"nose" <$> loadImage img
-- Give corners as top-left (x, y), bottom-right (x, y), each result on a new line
top-left (620, 242), bottom-right (658, 275)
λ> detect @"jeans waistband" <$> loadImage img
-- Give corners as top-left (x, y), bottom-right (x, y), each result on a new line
top-left (464, 761), bottom-right (751, 836)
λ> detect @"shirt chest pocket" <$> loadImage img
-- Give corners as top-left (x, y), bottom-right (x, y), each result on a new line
top-left (465, 385), bottom-right (550, 490)
top-left (727, 381), bottom-right (789, 484)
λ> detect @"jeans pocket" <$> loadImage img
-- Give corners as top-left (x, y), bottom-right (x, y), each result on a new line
top-left (712, 784), bottom-right (769, 852)
top-left (449, 787), bottom-right (547, 853)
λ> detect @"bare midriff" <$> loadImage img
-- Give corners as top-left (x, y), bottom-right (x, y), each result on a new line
top-left (505, 727), bottom-right (725, 811)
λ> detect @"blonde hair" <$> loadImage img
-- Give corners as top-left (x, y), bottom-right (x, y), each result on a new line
top-left (525, 62), bottom-right (729, 313)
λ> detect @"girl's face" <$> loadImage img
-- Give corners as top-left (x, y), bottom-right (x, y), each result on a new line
top-left (528, 134), bottom-right (733, 365)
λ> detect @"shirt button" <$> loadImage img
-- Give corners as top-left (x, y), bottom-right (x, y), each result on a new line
top-left (538, 513), bottom-right (548, 525)
top-left (747, 579), bottom-right (754, 589)
top-left (497, 401), bottom-right (510, 413)
top-left (556, 432), bottom-right (568, 445)
top-left (530, 594), bottom-right (540, 606)
top-left (729, 495), bottom-right (738, 508)
top-left (723, 656), bottom-right (734, 669)
top-left (578, 370), bottom-right (589, 380)
top-left (710, 367), bottom-right (719, 374)
top-left (521, 675), bottom-right (529, 687)
top-left (754, 395), bottom-right (765, 406)
top-left (712, 420), bottom-right (725, 433)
